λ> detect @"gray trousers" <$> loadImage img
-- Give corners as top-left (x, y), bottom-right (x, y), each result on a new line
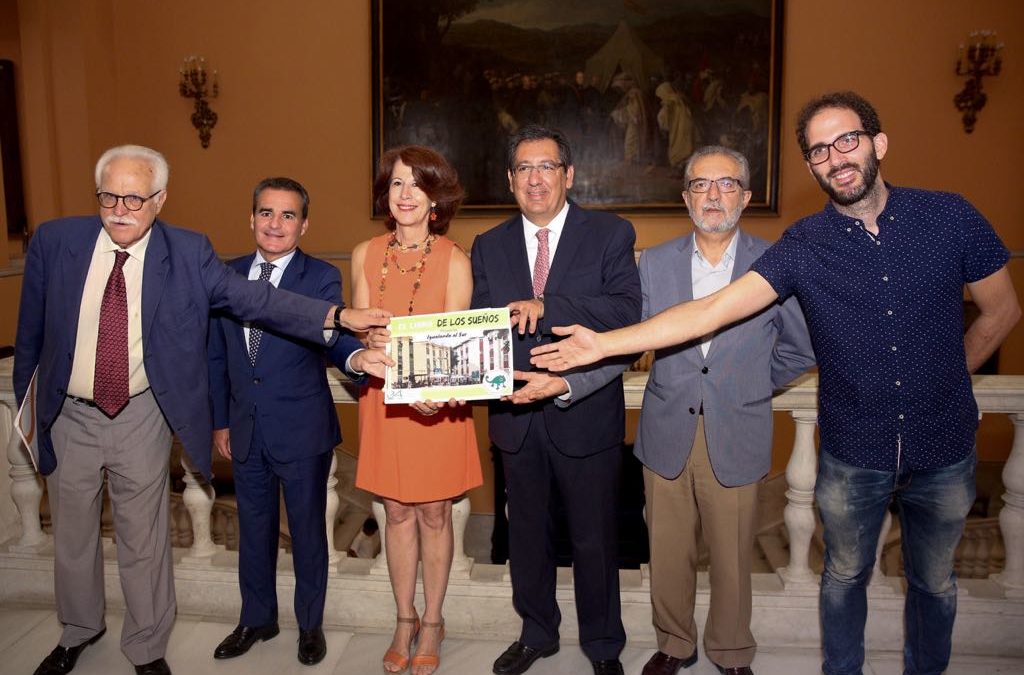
top-left (47, 389), bottom-right (175, 665)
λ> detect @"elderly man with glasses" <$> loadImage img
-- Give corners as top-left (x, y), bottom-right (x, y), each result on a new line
top-left (14, 145), bottom-right (388, 675)
top-left (635, 146), bottom-right (813, 675)
top-left (530, 91), bottom-right (1020, 675)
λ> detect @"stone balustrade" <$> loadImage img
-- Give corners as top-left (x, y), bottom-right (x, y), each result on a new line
top-left (2, 358), bottom-right (1024, 650)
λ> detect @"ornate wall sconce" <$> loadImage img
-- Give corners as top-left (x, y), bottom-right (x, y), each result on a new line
top-left (178, 56), bottom-right (219, 148)
top-left (954, 31), bottom-right (1003, 134)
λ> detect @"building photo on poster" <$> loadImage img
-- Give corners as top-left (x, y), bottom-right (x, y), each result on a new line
top-left (384, 308), bottom-right (514, 403)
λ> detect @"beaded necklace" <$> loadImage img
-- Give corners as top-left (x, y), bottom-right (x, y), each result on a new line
top-left (378, 231), bottom-right (435, 314)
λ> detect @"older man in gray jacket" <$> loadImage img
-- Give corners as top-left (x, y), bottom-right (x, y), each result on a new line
top-left (637, 146), bottom-right (814, 675)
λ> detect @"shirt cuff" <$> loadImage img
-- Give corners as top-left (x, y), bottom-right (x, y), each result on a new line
top-left (558, 379), bottom-right (572, 402)
top-left (345, 349), bottom-right (366, 376)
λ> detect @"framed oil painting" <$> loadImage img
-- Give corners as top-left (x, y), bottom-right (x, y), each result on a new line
top-left (372, 0), bottom-right (784, 216)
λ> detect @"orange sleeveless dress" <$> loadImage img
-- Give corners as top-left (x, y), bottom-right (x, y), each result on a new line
top-left (355, 234), bottom-right (483, 503)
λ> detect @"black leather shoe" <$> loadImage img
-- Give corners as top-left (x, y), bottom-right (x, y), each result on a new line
top-left (592, 659), bottom-right (625, 675)
top-left (134, 658), bottom-right (171, 675)
top-left (715, 666), bottom-right (753, 675)
top-left (297, 627), bottom-right (327, 666)
top-left (492, 640), bottom-right (559, 675)
top-left (213, 623), bottom-right (280, 659)
top-left (33, 628), bottom-right (106, 675)
top-left (642, 649), bottom-right (699, 675)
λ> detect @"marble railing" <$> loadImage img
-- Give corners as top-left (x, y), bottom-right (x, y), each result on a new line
top-left (1, 358), bottom-right (1022, 599)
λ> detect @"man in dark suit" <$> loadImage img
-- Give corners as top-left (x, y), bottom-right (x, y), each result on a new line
top-left (470, 125), bottom-right (641, 675)
top-left (634, 147), bottom-right (813, 675)
top-left (13, 146), bottom-right (388, 675)
top-left (207, 177), bottom-right (384, 666)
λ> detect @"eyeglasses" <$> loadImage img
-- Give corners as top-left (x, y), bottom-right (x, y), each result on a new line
top-left (512, 162), bottom-right (564, 178)
top-left (686, 177), bottom-right (743, 193)
top-left (96, 190), bottom-right (163, 211)
top-left (804, 131), bottom-right (871, 165)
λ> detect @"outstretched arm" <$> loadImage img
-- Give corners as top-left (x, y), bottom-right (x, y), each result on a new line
top-left (531, 270), bottom-right (779, 371)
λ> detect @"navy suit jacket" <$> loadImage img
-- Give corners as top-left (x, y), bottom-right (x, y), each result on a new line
top-left (470, 202), bottom-right (641, 457)
top-left (207, 250), bottom-right (364, 463)
top-left (13, 216), bottom-right (335, 480)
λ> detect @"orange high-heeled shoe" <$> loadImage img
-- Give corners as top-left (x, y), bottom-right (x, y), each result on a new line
top-left (383, 615), bottom-right (420, 673)
top-left (410, 619), bottom-right (445, 674)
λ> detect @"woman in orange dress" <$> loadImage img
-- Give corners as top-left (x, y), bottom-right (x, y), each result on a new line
top-left (352, 145), bottom-right (482, 675)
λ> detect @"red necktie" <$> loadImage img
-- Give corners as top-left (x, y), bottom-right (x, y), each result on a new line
top-left (93, 250), bottom-right (130, 417)
top-left (533, 229), bottom-right (550, 298)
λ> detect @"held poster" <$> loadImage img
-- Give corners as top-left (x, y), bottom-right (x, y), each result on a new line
top-left (384, 308), bottom-right (514, 403)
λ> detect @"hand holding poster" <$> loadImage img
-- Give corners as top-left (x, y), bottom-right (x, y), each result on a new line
top-left (384, 308), bottom-right (514, 403)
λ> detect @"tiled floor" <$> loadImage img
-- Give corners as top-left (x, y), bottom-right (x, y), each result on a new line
top-left (4, 605), bottom-right (1023, 675)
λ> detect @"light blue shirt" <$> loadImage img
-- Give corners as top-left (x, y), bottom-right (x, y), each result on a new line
top-left (691, 230), bottom-right (738, 356)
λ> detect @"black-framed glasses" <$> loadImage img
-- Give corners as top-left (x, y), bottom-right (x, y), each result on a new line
top-left (686, 177), bottom-right (743, 193)
top-left (96, 190), bottom-right (163, 211)
top-left (512, 162), bottom-right (564, 178)
top-left (804, 130), bottom-right (871, 165)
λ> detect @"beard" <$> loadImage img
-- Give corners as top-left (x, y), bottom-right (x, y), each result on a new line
top-left (691, 201), bottom-right (742, 234)
top-left (814, 153), bottom-right (880, 206)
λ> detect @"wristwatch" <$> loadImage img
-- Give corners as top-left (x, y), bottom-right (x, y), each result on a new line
top-left (332, 305), bottom-right (344, 332)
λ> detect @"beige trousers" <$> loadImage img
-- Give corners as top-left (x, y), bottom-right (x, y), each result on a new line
top-left (643, 414), bottom-right (758, 668)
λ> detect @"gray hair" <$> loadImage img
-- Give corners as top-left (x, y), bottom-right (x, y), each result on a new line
top-left (683, 145), bottom-right (750, 188)
top-left (94, 145), bottom-right (170, 192)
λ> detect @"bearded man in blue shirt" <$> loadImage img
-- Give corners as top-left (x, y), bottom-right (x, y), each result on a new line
top-left (529, 91), bottom-right (1021, 675)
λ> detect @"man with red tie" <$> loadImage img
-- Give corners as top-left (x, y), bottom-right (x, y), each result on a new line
top-left (13, 145), bottom-right (388, 675)
top-left (470, 125), bottom-right (641, 675)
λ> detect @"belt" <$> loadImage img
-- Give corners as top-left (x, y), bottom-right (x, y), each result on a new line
top-left (67, 389), bottom-right (150, 408)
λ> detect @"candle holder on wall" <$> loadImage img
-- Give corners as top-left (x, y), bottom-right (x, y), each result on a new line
top-left (954, 31), bottom-right (1003, 134)
top-left (179, 56), bottom-right (219, 148)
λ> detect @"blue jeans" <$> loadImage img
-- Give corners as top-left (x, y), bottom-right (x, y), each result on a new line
top-left (815, 448), bottom-right (975, 675)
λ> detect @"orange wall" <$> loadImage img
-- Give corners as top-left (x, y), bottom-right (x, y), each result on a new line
top-left (2, 0), bottom-right (1023, 510)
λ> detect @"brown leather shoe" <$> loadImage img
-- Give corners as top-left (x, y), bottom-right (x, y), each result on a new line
top-left (642, 650), bottom-right (698, 675)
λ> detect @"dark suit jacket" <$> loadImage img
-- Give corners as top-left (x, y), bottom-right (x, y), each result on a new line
top-left (207, 250), bottom-right (364, 463)
top-left (470, 202), bottom-right (641, 457)
top-left (635, 230), bottom-right (816, 485)
top-left (13, 216), bottom-right (334, 480)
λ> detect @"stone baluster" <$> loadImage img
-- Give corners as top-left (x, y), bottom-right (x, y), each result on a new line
top-left (450, 496), bottom-right (474, 577)
top-left (2, 402), bottom-right (49, 551)
top-left (993, 412), bottom-right (1024, 596)
top-left (325, 452), bottom-right (341, 566)
top-left (180, 454), bottom-right (220, 561)
top-left (778, 410), bottom-right (819, 587)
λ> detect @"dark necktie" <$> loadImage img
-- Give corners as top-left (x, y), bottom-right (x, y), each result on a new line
top-left (93, 250), bottom-right (130, 417)
top-left (533, 228), bottom-right (550, 298)
top-left (248, 262), bottom-right (275, 365)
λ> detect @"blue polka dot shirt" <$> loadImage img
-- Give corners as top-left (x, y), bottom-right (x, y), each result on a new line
top-left (751, 186), bottom-right (1010, 470)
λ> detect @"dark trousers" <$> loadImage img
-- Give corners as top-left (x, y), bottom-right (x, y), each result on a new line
top-left (501, 411), bottom-right (626, 661)
top-left (233, 423), bottom-right (332, 630)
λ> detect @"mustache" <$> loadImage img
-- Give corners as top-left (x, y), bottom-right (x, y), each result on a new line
top-left (828, 162), bottom-right (860, 178)
top-left (105, 215), bottom-right (138, 225)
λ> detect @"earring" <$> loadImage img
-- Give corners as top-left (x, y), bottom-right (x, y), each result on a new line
top-left (429, 203), bottom-right (438, 222)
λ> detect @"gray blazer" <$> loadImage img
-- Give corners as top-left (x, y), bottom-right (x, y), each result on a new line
top-left (635, 230), bottom-right (815, 486)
